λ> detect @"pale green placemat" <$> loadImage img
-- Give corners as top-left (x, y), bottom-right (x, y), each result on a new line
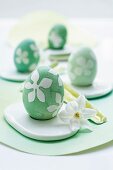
top-left (0, 79), bottom-right (113, 155)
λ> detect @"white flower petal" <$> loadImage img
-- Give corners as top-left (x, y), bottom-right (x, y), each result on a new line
top-left (70, 118), bottom-right (80, 131)
top-left (34, 52), bottom-right (39, 58)
top-left (82, 108), bottom-right (97, 119)
top-left (70, 101), bottom-right (79, 112)
top-left (23, 57), bottom-right (29, 64)
top-left (47, 105), bottom-right (58, 112)
top-left (70, 72), bottom-right (77, 80)
top-left (29, 63), bottom-right (37, 72)
top-left (16, 48), bottom-right (21, 56)
top-left (31, 70), bottom-right (39, 82)
top-left (84, 69), bottom-right (91, 76)
top-left (58, 77), bottom-right (63, 86)
top-left (16, 57), bottom-right (21, 64)
top-left (76, 95), bottom-right (86, 111)
top-left (58, 103), bottom-right (63, 110)
top-left (50, 32), bottom-right (62, 47)
top-left (58, 110), bottom-right (71, 123)
top-left (39, 78), bottom-right (52, 88)
top-left (56, 93), bottom-right (62, 104)
top-left (28, 90), bottom-right (35, 102)
top-left (52, 110), bottom-right (58, 117)
top-left (37, 89), bottom-right (45, 102)
top-left (65, 101), bottom-right (77, 115)
top-left (25, 82), bottom-right (32, 89)
top-left (74, 67), bottom-right (83, 76)
top-left (76, 56), bottom-right (86, 66)
top-left (23, 51), bottom-right (28, 57)
top-left (30, 44), bottom-right (39, 58)
top-left (86, 60), bottom-right (94, 69)
top-left (80, 119), bottom-right (92, 132)
top-left (49, 69), bottom-right (57, 75)
top-left (54, 38), bottom-right (62, 47)
top-left (30, 44), bottom-right (35, 50)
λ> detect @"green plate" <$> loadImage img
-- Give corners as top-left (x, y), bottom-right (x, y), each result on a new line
top-left (0, 79), bottom-right (113, 156)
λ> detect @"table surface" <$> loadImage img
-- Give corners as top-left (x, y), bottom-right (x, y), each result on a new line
top-left (0, 18), bottom-right (113, 170)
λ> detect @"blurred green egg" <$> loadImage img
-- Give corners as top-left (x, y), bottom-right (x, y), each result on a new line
top-left (23, 66), bottom-right (64, 120)
top-left (68, 47), bottom-right (97, 86)
top-left (14, 39), bottom-right (40, 73)
top-left (48, 24), bottom-right (67, 50)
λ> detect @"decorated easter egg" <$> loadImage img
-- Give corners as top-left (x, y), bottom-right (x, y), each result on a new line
top-left (68, 47), bottom-right (97, 86)
top-left (14, 39), bottom-right (40, 73)
top-left (48, 24), bottom-right (67, 50)
top-left (23, 66), bottom-right (64, 120)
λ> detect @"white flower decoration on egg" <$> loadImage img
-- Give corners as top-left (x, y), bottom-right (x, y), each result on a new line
top-left (28, 63), bottom-right (37, 72)
top-left (16, 48), bottom-right (29, 64)
top-left (30, 43), bottom-right (39, 58)
top-left (49, 32), bottom-right (63, 48)
top-left (25, 70), bottom-right (52, 102)
top-left (49, 69), bottom-right (63, 86)
top-left (73, 56), bottom-right (94, 77)
top-left (47, 93), bottom-right (63, 117)
top-left (48, 69), bottom-right (57, 75)
top-left (59, 95), bottom-right (96, 131)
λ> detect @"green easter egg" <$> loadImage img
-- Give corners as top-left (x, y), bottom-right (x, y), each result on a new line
top-left (68, 47), bottom-right (97, 86)
top-left (48, 24), bottom-right (67, 50)
top-left (23, 66), bottom-right (64, 120)
top-left (14, 39), bottom-right (40, 73)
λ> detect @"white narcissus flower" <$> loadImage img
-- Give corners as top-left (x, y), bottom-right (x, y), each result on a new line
top-left (47, 93), bottom-right (63, 117)
top-left (49, 32), bottom-right (62, 48)
top-left (25, 70), bottom-right (52, 103)
top-left (59, 95), bottom-right (97, 131)
top-left (30, 44), bottom-right (39, 58)
top-left (16, 48), bottom-right (29, 64)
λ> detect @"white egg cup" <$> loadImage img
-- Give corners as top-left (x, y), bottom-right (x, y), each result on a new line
top-left (4, 102), bottom-right (78, 141)
top-left (61, 74), bottom-right (113, 99)
top-left (46, 46), bottom-right (72, 61)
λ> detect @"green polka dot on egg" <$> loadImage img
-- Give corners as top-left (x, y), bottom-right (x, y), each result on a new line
top-left (68, 47), bottom-right (97, 86)
top-left (14, 39), bottom-right (40, 73)
top-left (23, 66), bottom-right (64, 120)
top-left (48, 24), bottom-right (67, 50)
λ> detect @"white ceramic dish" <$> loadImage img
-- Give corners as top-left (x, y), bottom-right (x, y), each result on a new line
top-left (0, 69), bottom-right (30, 82)
top-left (46, 46), bottom-right (72, 61)
top-left (61, 74), bottom-right (113, 99)
top-left (4, 102), bottom-right (78, 141)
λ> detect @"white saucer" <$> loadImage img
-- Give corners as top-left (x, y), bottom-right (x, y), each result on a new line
top-left (61, 75), bottom-right (113, 99)
top-left (4, 103), bottom-right (78, 141)
top-left (46, 47), bottom-right (71, 61)
top-left (0, 69), bottom-right (30, 82)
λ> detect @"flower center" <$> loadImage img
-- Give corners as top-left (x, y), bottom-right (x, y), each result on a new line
top-left (32, 82), bottom-right (39, 89)
top-left (74, 112), bottom-right (80, 119)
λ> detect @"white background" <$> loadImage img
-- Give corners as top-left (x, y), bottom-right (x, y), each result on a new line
top-left (0, 1), bottom-right (113, 170)
top-left (0, 0), bottom-right (113, 18)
